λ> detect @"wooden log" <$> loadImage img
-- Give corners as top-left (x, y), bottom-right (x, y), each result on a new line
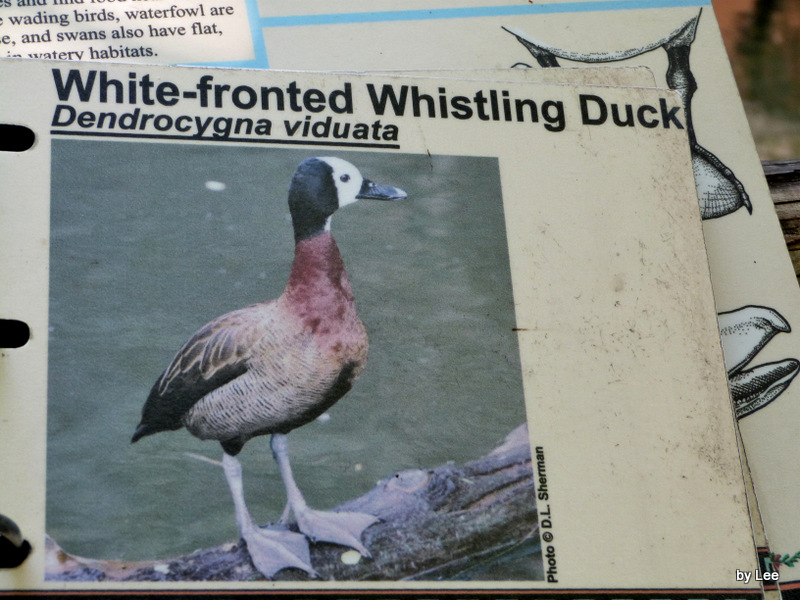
top-left (44, 424), bottom-right (540, 582)
top-left (765, 159), bottom-right (800, 282)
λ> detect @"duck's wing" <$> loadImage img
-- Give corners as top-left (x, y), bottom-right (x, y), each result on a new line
top-left (132, 303), bottom-right (270, 442)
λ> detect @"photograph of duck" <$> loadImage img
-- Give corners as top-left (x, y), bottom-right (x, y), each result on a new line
top-left (131, 157), bottom-right (407, 577)
top-left (45, 144), bottom-right (534, 580)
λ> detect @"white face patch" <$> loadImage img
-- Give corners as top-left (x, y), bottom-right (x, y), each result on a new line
top-left (319, 157), bottom-right (364, 208)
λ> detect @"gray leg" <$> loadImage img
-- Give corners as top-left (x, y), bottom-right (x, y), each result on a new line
top-left (271, 433), bottom-right (378, 555)
top-left (222, 452), bottom-right (316, 577)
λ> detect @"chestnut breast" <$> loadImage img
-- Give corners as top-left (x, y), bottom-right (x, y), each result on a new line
top-left (181, 232), bottom-right (367, 444)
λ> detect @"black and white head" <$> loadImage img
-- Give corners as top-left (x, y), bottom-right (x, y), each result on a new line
top-left (288, 157), bottom-right (407, 242)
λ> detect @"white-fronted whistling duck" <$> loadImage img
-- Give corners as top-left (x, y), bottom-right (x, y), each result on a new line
top-left (131, 157), bottom-right (407, 578)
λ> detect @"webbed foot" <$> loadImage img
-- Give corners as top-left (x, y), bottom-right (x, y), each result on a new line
top-left (240, 522), bottom-right (317, 578)
top-left (223, 451), bottom-right (317, 578)
top-left (270, 434), bottom-right (379, 557)
top-left (295, 508), bottom-right (379, 556)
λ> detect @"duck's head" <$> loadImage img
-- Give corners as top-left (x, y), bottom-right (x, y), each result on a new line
top-left (288, 157), bottom-right (407, 242)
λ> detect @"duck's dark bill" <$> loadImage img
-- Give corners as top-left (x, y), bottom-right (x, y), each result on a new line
top-left (357, 179), bottom-right (407, 201)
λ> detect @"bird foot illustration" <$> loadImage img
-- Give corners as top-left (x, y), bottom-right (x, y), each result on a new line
top-left (294, 508), bottom-right (379, 556)
top-left (730, 358), bottom-right (800, 419)
top-left (719, 305), bottom-right (800, 418)
top-left (240, 521), bottom-right (318, 578)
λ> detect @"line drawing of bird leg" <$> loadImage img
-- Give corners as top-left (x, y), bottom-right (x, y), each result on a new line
top-left (271, 433), bottom-right (379, 557)
top-left (502, 9), bottom-right (752, 219)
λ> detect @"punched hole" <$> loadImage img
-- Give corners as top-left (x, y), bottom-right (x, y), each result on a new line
top-left (0, 125), bottom-right (35, 152)
top-left (0, 320), bottom-right (30, 348)
top-left (0, 515), bottom-right (32, 568)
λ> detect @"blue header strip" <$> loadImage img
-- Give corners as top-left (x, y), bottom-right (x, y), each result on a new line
top-left (187, 0), bottom-right (269, 69)
top-left (261, 0), bottom-right (710, 28)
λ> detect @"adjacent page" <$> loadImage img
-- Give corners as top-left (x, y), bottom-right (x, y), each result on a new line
top-left (0, 60), bottom-right (760, 596)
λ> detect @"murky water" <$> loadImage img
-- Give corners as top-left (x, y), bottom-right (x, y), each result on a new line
top-left (46, 140), bottom-right (533, 576)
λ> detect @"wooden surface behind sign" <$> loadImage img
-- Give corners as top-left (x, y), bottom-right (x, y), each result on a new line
top-left (767, 159), bottom-right (800, 283)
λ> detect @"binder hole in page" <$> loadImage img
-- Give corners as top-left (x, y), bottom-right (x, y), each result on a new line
top-left (0, 320), bottom-right (30, 348)
top-left (0, 125), bottom-right (35, 152)
top-left (0, 514), bottom-right (31, 568)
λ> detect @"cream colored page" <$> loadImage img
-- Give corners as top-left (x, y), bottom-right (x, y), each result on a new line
top-left (0, 61), bottom-right (757, 590)
top-left (259, 1), bottom-right (800, 577)
top-left (2, 0), bottom-right (794, 588)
